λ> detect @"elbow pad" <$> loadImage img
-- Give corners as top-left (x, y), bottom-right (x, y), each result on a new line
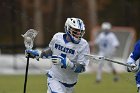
top-left (40, 48), bottom-right (52, 58)
top-left (72, 64), bottom-right (85, 73)
top-left (41, 51), bottom-right (52, 58)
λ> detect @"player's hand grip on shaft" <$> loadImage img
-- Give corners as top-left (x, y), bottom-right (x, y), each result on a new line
top-left (127, 63), bottom-right (139, 73)
top-left (25, 49), bottom-right (40, 61)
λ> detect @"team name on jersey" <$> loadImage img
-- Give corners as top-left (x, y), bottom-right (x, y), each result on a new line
top-left (55, 43), bottom-right (75, 54)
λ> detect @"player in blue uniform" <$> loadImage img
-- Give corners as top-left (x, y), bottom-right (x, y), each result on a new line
top-left (127, 40), bottom-right (140, 93)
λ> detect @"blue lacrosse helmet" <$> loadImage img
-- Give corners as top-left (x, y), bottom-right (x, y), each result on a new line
top-left (65, 18), bottom-right (85, 44)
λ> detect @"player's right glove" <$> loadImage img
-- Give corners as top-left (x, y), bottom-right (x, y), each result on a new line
top-left (25, 49), bottom-right (40, 60)
top-left (127, 63), bottom-right (139, 73)
top-left (51, 55), bottom-right (74, 69)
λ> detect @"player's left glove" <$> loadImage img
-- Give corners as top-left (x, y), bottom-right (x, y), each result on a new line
top-left (51, 55), bottom-right (74, 69)
top-left (127, 63), bottom-right (139, 73)
top-left (72, 63), bottom-right (85, 73)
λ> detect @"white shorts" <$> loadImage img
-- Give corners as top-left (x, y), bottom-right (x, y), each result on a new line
top-left (47, 74), bottom-right (75, 93)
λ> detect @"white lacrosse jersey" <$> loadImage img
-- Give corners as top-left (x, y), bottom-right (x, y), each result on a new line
top-left (94, 32), bottom-right (119, 56)
top-left (48, 32), bottom-right (90, 84)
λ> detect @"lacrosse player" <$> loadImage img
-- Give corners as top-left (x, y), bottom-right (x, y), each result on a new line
top-left (94, 22), bottom-right (120, 83)
top-left (25, 18), bottom-right (90, 93)
top-left (127, 40), bottom-right (140, 93)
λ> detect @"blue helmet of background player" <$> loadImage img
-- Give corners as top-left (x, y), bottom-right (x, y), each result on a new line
top-left (65, 18), bottom-right (85, 44)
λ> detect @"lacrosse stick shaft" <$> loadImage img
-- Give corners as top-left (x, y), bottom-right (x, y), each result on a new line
top-left (22, 29), bottom-right (38, 93)
top-left (84, 54), bottom-right (132, 67)
top-left (104, 58), bottom-right (132, 67)
top-left (23, 56), bottom-right (30, 93)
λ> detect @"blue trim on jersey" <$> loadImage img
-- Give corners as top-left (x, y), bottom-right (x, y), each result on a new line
top-left (47, 73), bottom-right (77, 88)
top-left (60, 54), bottom-right (67, 69)
top-left (131, 40), bottom-right (140, 61)
top-left (59, 81), bottom-right (77, 88)
top-left (48, 83), bottom-right (58, 93)
top-left (63, 34), bottom-right (69, 43)
top-left (132, 40), bottom-right (140, 88)
top-left (67, 32), bottom-right (80, 44)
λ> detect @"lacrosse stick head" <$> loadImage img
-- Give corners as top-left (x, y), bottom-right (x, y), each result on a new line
top-left (22, 29), bottom-right (38, 49)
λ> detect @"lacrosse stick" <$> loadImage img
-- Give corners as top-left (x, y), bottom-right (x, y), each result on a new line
top-left (22, 29), bottom-right (38, 93)
top-left (84, 54), bottom-right (133, 67)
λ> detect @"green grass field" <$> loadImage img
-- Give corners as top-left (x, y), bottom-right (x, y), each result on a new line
top-left (0, 73), bottom-right (137, 93)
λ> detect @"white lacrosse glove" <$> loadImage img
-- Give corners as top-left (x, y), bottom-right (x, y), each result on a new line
top-left (51, 55), bottom-right (74, 69)
top-left (127, 63), bottom-right (139, 73)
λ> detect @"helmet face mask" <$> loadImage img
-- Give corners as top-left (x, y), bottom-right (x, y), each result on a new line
top-left (69, 27), bottom-right (85, 40)
top-left (65, 18), bottom-right (85, 44)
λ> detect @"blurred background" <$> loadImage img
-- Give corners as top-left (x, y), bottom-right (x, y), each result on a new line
top-left (0, 0), bottom-right (140, 93)
top-left (0, 0), bottom-right (140, 53)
